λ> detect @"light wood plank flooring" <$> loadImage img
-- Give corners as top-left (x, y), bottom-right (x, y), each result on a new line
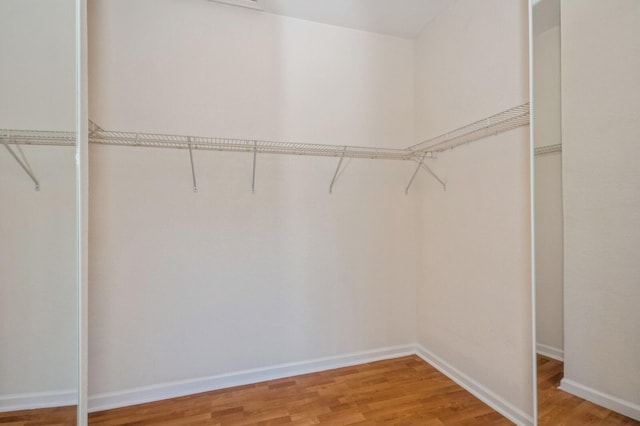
top-left (5, 356), bottom-right (639, 425)
top-left (88, 356), bottom-right (512, 425)
top-left (537, 355), bottom-right (639, 425)
top-left (0, 405), bottom-right (76, 426)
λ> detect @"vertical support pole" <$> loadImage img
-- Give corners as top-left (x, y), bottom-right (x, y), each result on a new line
top-left (527, 2), bottom-right (538, 423)
top-left (405, 153), bottom-right (427, 195)
top-left (76, 0), bottom-right (89, 423)
top-left (188, 138), bottom-right (197, 192)
top-left (251, 141), bottom-right (257, 194)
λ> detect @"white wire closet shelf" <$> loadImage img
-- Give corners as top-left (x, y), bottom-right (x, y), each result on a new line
top-left (409, 103), bottom-right (530, 153)
top-left (1, 103), bottom-right (530, 192)
top-left (88, 128), bottom-right (418, 161)
top-left (1, 103), bottom-right (530, 158)
top-left (1, 102), bottom-right (530, 158)
top-left (0, 128), bottom-right (77, 146)
top-left (534, 144), bottom-right (562, 156)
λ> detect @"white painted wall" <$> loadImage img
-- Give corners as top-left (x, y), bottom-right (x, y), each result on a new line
top-left (534, 153), bottom-right (563, 356)
top-left (0, 0), bottom-right (77, 408)
top-left (88, 0), bottom-right (418, 399)
top-left (560, 0), bottom-right (640, 419)
top-left (413, 0), bottom-right (533, 421)
top-left (0, 0), bottom-right (75, 131)
top-left (533, 23), bottom-right (564, 357)
top-left (532, 26), bottom-right (561, 150)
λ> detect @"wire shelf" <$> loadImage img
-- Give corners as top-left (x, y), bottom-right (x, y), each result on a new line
top-left (0, 128), bottom-right (76, 146)
top-left (1, 103), bottom-right (530, 161)
top-left (88, 129), bottom-right (418, 161)
top-left (534, 144), bottom-right (562, 156)
top-left (410, 103), bottom-right (530, 153)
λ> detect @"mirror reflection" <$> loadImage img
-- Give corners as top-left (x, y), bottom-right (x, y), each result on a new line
top-left (0, 1), bottom-right (78, 424)
top-left (533, 0), bottom-right (640, 424)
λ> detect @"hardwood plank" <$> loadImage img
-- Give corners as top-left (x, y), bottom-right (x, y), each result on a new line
top-left (7, 355), bottom-right (638, 425)
top-left (538, 355), bottom-right (639, 425)
top-left (86, 356), bottom-right (513, 425)
top-left (0, 406), bottom-right (76, 426)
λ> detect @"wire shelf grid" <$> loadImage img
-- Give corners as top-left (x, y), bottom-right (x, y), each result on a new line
top-left (410, 103), bottom-right (530, 153)
top-left (1, 103), bottom-right (530, 161)
top-left (0, 128), bottom-right (76, 146)
top-left (88, 129), bottom-right (418, 161)
top-left (534, 144), bottom-right (562, 156)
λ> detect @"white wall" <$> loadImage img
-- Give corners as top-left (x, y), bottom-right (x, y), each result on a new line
top-left (88, 0), bottom-right (418, 399)
top-left (534, 153), bottom-right (563, 356)
top-left (532, 25), bottom-right (561, 150)
top-left (560, 0), bottom-right (640, 420)
top-left (0, 0), bottom-right (75, 131)
top-left (0, 0), bottom-right (77, 408)
top-left (533, 22), bottom-right (564, 357)
top-left (413, 0), bottom-right (533, 422)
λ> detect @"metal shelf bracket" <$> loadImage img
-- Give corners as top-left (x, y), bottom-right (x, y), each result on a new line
top-left (251, 141), bottom-right (257, 193)
top-left (329, 147), bottom-right (347, 194)
top-left (89, 120), bottom-right (103, 134)
top-left (406, 153), bottom-right (427, 195)
top-left (406, 154), bottom-right (446, 194)
top-left (188, 138), bottom-right (197, 192)
top-left (420, 161), bottom-right (446, 191)
top-left (2, 141), bottom-right (40, 191)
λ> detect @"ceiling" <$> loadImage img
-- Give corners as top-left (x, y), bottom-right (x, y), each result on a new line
top-left (224, 0), bottom-right (454, 39)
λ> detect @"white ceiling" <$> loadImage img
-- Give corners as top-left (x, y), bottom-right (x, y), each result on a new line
top-left (259, 0), bottom-right (453, 39)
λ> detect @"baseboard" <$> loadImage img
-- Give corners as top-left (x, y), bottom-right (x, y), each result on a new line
top-left (536, 343), bottom-right (564, 361)
top-left (559, 378), bottom-right (640, 422)
top-left (88, 344), bottom-right (415, 413)
top-left (0, 389), bottom-right (77, 413)
top-left (89, 343), bottom-right (537, 424)
top-left (415, 345), bottom-right (534, 426)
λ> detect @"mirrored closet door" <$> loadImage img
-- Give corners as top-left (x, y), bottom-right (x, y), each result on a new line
top-left (532, 0), bottom-right (565, 423)
top-left (532, 0), bottom-right (640, 424)
top-left (0, 0), bottom-right (80, 424)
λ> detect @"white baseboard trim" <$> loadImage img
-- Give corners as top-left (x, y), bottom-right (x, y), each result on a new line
top-left (88, 344), bottom-right (415, 413)
top-left (89, 343), bottom-right (537, 424)
top-left (559, 378), bottom-right (640, 422)
top-left (415, 345), bottom-right (533, 426)
top-left (0, 389), bottom-right (77, 413)
top-left (536, 343), bottom-right (564, 361)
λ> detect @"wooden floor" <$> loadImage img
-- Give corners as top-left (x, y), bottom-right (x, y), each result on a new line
top-left (4, 356), bottom-right (638, 425)
top-left (537, 355), bottom-right (639, 425)
top-left (88, 356), bottom-right (512, 425)
top-left (0, 405), bottom-right (76, 426)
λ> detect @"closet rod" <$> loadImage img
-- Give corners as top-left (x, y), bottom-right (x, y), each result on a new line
top-left (409, 103), bottom-right (530, 153)
top-left (534, 144), bottom-right (562, 156)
